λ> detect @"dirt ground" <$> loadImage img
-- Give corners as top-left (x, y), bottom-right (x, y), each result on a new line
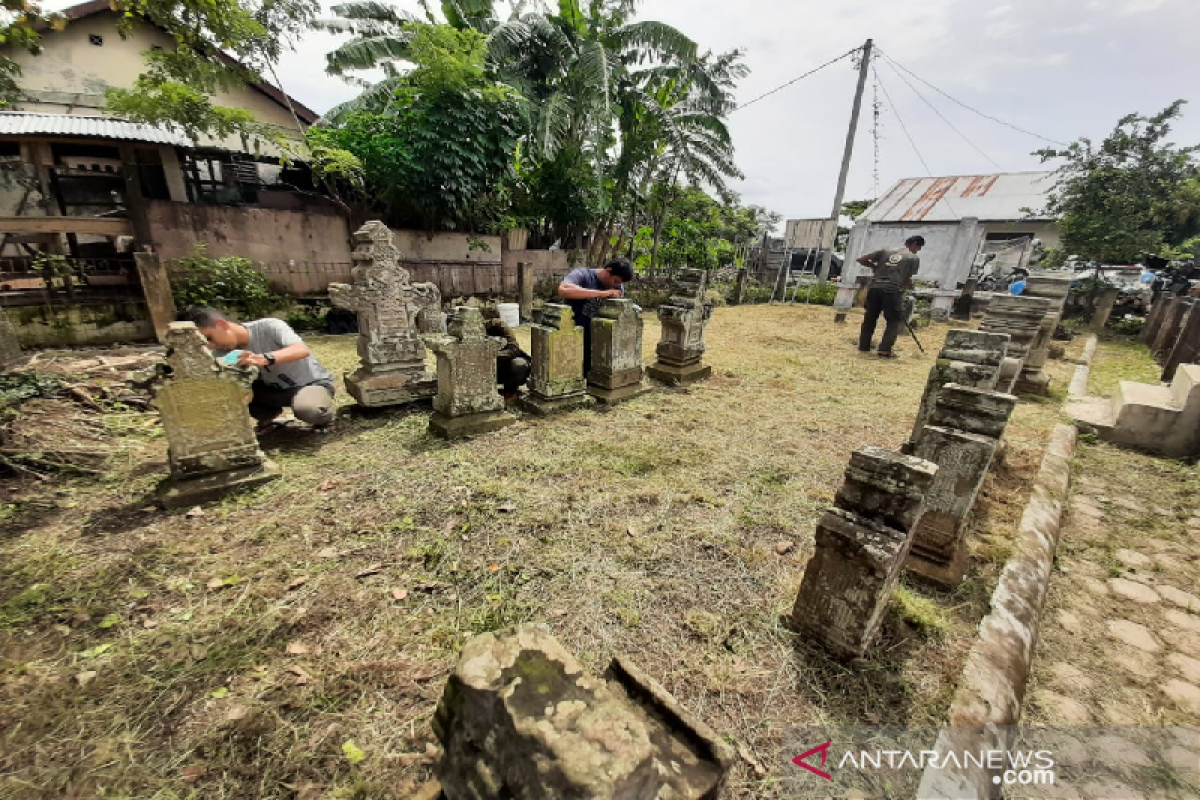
top-left (0, 304), bottom-right (1072, 799)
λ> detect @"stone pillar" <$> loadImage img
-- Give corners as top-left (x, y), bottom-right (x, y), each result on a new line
top-left (929, 289), bottom-right (960, 321)
top-left (154, 322), bottom-right (281, 508)
top-left (734, 267), bottom-right (747, 305)
top-left (1019, 273), bottom-right (1073, 395)
top-left (519, 304), bottom-right (595, 416)
top-left (790, 448), bottom-right (938, 659)
top-left (1089, 288), bottom-right (1120, 332)
top-left (980, 294), bottom-right (1053, 394)
top-left (924, 383), bottom-right (1019, 443)
top-left (1142, 296), bottom-right (1175, 346)
top-left (1162, 302), bottom-right (1200, 382)
top-left (329, 221), bottom-right (437, 407)
top-left (134, 252), bottom-right (177, 343)
top-left (0, 310), bottom-right (24, 370)
top-left (517, 262), bottom-right (534, 322)
top-left (908, 330), bottom-right (1009, 448)
top-left (833, 285), bottom-right (857, 323)
top-left (647, 268), bottom-right (712, 386)
top-left (1153, 298), bottom-right (1194, 361)
top-left (428, 307), bottom-right (516, 438)
top-left (433, 625), bottom-right (732, 799)
top-left (588, 298), bottom-right (649, 404)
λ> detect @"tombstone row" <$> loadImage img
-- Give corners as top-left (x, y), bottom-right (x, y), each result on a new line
top-left (151, 223), bottom-right (713, 507)
top-left (792, 327), bottom-right (1020, 658)
top-left (1142, 294), bottom-right (1200, 382)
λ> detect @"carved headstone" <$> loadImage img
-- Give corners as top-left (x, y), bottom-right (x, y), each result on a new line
top-left (433, 625), bottom-right (733, 800)
top-left (329, 221), bottom-right (437, 407)
top-left (428, 307), bottom-right (516, 438)
top-left (790, 448), bottom-right (938, 659)
top-left (0, 310), bottom-right (23, 370)
top-left (908, 330), bottom-right (1010, 448)
top-left (519, 304), bottom-right (595, 416)
top-left (1019, 273), bottom-right (1073, 395)
top-left (647, 268), bottom-right (713, 386)
top-left (980, 294), bottom-right (1053, 394)
top-left (154, 322), bottom-right (280, 508)
top-left (905, 383), bottom-right (1018, 586)
top-left (588, 298), bottom-right (649, 404)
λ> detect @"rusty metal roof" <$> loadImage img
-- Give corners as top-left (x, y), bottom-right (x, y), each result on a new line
top-left (860, 171), bottom-right (1058, 223)
top-left (0, 111), bottom-right (193, 146)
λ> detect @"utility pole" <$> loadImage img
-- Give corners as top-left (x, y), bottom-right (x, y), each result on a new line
top-left (819, 38), bottom-right (872, 283)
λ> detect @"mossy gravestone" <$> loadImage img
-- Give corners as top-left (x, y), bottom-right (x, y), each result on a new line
top-left (329, 221), bottom-right (437, 407)
top-left (428, 307), bottom-right (516, 439)
top-left (154, 322), bottom-right (280, 508)
top-left (647, 268), bottom-right (713, 386)
top-left (520, 303), bottom-right (594, 416)
top-left (433, 625), bottom-right (732, 799)
top-left (587, 298), bottom-right (649, 404)
top-left (0, 311), bottom-right (22, 370)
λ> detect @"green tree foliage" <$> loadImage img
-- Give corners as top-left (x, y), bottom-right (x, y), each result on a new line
top-left (628, 186), bottom-right (776, 272)
top-left (1036, 100), bottom-right (1200, 264)
top-left (170, 245), bottom-right (281, 319)
top-left (841, 199), bottom-right (874, 220)
top-left (307, 24), bottom-right (521, 231)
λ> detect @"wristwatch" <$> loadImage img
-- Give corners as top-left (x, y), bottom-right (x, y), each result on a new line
top-left (263, 352), bottom-right (276, 366)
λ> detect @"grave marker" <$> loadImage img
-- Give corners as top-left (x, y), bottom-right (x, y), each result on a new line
top-left (428, 307), bottom-right (516, 438)
top-left (647, 268), bottom-right (713, 385)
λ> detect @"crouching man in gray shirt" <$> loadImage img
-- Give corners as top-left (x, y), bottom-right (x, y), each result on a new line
top-left (179, 306), bottom-right (336, 431)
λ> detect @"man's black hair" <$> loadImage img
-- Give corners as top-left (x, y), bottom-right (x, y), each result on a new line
top-left (605, 257), bottom-right (635, 282)
top-left (906, 235), bottom-right (926, 247)
top-left (177, 306), bottom-right (228, 328)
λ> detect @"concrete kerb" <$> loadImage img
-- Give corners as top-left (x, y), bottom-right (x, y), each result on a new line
top-left (916, 423), bottom-right (1077, 799)
top-left (1067, 333), bottom-right (1099, 400)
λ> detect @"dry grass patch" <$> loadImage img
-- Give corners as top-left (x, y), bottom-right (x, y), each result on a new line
top-left (0, 305), bottom-right (1068, 799)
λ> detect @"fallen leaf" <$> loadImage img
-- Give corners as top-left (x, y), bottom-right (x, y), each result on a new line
top-left (185, 506), bottom-right (204, 519)
top-left (75, 670), bottom-right (98, 687)
top-left (488, 563), bottom-right (500, 572)
top-left (190, 644), bottom-right (207, 661)
top-left (286, 641), bottom-right (311, 656)
top-left (287, 576), bottom-right (309, 591)
top-left (318, 479), bottom-right (340, 492)
top-left (226, 704), bottom-right (249, 722)
top-left (626, 525), bottom-right (636, 537)
top-left (391, 588), bottom-right (408, 601)
top-left (316, 547), bottom-right (342, 559)
top-left (738, 744), bottom-right (766, 777)
top-left (865, 712), bottom-right (882, 724)
top-left (496, 502), bottom-right (515, 513)
top-left (774, 541), bottom-right (795, 556)
top-left (355, 564), bottom-right (383, 579)
top-left (79, 643), bottom-right (112, 659)
top-left (180, 764), bottom-right (207, 783)
top-left (97, 614), bottom-right (120, 629)
top-left (53, 624), bottom-right (71, 636)
top-left (211, 687), bottom-right (230, 699)
top-left (288, 665), bottom-right (313, 685)
top-left (342, 739), bottom-right (367, 765)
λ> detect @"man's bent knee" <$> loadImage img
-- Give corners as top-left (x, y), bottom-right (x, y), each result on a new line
top-left (293, 386), bottom-right (335, 427)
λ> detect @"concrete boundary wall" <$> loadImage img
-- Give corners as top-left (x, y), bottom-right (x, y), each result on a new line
top-left (917, 423), bottom-right (1077, 799)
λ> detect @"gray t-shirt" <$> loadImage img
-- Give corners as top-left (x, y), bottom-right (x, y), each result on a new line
top-left (866, 247), bottom-right (920, 292)
top-left (215, 318), bottom-right (334, 391)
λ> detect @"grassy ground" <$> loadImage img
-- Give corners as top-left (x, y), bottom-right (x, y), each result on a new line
top-left (0, 305), bottom-right (1072, 799)
top-left (1088, 334), bottom-right (1163, 398)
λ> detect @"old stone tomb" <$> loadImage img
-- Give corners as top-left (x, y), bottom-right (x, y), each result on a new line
top-left (329, 221), bottom-right (437, 407)
top-left (790, 447), bottom-right (938, 659)
top-left (907, 329), bottom-right (1009, 448)
top-left (587, 298), bottom-right (649, 404)
top-left (433, 624), bottom-right (733, 799)
top-left (154, 322), bottom-right (281, 508)
top-left (428, 307), bottom-right (516, 438)
top-left (519, 303), bottom-right (595, 416)
top-left (980, 294), bottom-right (1053, 394)
top-left (647, 268), bottom-right (713, 385)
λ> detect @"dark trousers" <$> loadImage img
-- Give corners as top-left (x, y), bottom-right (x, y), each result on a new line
top-left (858, 288), bottom-right (904, 353)
top-left (497, 353), bottom-right (531, 395)
top-left (250, 383), bottom-right (335, 427)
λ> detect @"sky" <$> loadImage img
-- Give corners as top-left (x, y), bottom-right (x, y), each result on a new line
top-left (49, 0), bottom-right (1200, 221)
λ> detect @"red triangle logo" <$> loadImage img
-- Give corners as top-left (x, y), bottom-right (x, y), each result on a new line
top-left (792, 741), bottom-right (833, 780)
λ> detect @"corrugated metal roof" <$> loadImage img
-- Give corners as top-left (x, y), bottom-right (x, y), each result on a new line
top-left (860, 171), bottom-right (1058, 223)
top-left (0, 111), bottom-right (193, 146)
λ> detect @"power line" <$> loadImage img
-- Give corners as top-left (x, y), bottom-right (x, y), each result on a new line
top-left (734, 46), bottom-right (862, 112)
top-left (877, 50), bottom-right (1005, 172)
top-left (878, 50), bottom-right (1068, 147)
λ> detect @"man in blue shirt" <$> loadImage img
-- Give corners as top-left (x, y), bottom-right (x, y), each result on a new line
top-left (557, 258), bottom-right (635, 375)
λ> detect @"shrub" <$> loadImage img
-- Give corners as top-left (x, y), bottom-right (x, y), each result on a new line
top-left (170, 245), bottom-right (281, 319)
top-left (703, 288), bottom-right (728, 308)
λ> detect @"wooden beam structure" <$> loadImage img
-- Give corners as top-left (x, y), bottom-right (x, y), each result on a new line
top-left (0, 216), bottom-right (134, 236)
